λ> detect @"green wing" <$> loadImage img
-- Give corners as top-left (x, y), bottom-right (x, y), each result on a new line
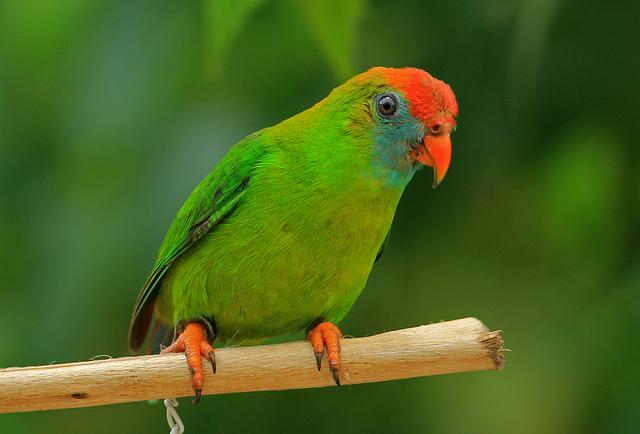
top-left (128, 135), bottom-right (266, 352)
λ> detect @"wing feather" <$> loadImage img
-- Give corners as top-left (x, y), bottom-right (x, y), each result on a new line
top-left (128, 136), bottom-right (265, 352)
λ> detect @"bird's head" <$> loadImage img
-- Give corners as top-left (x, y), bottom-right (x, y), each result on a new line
top-left (340, 67), bottom-right (459, 188)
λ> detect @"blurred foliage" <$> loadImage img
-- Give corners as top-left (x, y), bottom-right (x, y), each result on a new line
top-left (1, 0), bottom-right (639, 433)
top-left (295, 0), bottom-right (366, 78)
top-left (204, 0), bottom-right (266, 76)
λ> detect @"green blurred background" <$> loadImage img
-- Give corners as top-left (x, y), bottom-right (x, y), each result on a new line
top-left (1, 0), bottom-right (639, 432)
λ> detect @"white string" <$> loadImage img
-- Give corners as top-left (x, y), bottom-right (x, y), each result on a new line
top-left (164, 398), bottom-right (185, 434)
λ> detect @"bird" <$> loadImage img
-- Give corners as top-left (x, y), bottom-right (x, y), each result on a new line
top-left (128, 66), bottom-right (458, 403)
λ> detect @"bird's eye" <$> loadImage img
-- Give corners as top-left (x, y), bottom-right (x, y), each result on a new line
top-left (376, 94), bottom-right (398, 117)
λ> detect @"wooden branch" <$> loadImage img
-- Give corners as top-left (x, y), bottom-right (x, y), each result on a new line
top-left (0, 317), bottom-right (503, 414)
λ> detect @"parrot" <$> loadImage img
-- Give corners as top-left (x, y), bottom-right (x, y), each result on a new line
top-left (128, 67), bottom-right (458, 403)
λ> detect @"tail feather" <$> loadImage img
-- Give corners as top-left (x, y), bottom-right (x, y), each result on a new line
top-left (147, 319), bottom-right (175, 354)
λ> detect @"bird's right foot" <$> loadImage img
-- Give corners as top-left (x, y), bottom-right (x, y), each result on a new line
top-left (307, 322), bottom-right (344, 385)
top-left (161, 320), bottom-right (216, 404)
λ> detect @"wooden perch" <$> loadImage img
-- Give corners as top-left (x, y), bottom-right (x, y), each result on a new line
top-left (0, 317), bottom-right (503, 414)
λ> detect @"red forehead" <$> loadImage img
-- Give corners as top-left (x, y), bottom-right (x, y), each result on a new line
top-left (379, 67), bottom-right (458, 125)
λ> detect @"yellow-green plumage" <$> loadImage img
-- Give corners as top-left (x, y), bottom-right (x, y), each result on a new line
top-left (129, 67), bottom-right (456, 350)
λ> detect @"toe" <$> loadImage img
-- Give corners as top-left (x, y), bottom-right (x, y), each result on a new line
top-left (192, 389), bottom-right (202, 405)
top-left (307, 322), bottom-right (344, 384)
top-left (331, 368), bottom-right (341, 386)
top-left (314, 352), bottom-right (323, 371)
top-left (200, 341), bottom-right (216, 374)
top-left (162, 322), bottom-right (215, 403)
top-left (160, 339), bottom-right (185, 354)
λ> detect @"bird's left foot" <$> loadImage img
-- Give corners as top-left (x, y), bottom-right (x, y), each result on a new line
top-left (307, 322), bottom-right (344, 385)
top-left (161, 320), bottom-right (216, 404)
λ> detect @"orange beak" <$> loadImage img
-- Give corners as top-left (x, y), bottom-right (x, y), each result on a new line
top-left (410, 134), bottom-right (452, 188)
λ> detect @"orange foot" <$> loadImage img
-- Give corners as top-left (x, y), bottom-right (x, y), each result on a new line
top-left (161, 321), bottom-right (215, 404)
top-left (307, 322), bottom-right (344, 385)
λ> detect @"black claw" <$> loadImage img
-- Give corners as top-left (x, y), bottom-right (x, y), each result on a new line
top-left (331, 368), bottom-right (341, 386)
top-left (314, 352), bottom-right (323, 371)
top-left (192, 389), bottom-right (202, 405)
top-left (209, 351), bottom-right (217, 374)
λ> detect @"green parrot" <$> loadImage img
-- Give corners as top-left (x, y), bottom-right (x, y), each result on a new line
top-left (129, 67), bottom-right (458, 402)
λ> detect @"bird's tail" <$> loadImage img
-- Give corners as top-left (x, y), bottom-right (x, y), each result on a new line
top-left (145, 318), bottom-right (175, 355)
